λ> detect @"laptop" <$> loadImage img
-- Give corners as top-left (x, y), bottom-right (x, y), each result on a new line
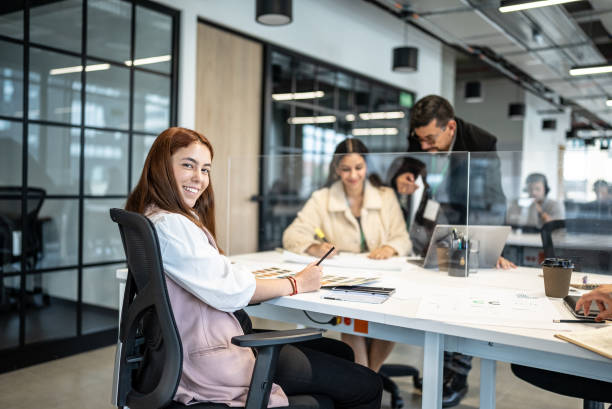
top-left (417, 225), bottom-right (511, 269)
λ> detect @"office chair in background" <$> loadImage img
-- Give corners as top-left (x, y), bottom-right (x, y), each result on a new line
top-left (379, 363), bottom-right (422, 409)
top-left (0, 186), bottom-right (46, 310)
top-left (109, 208), bottom-right (334, 409)
top-left (541, 218), bottom-right (612, 274)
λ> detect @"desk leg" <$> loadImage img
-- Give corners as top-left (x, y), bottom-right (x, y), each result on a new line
top-left (480, 358), bottom-right (496, 409)
top-left (422, 332), bottom-right (444, 409)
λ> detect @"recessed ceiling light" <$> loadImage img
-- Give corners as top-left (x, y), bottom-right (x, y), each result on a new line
top-left (499, 0), bottom-right (584, 13)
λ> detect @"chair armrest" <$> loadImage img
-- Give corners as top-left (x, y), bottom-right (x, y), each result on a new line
top-left (232, 328), bottom-right (324, 348)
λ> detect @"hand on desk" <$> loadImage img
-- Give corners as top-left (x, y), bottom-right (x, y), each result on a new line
top-left (575, 284), bottom-right (612, 322)
top-left (306, 242), bottom-right (337, 259)
top-left (295, 261), bottom-right (323, 293)
top-left (496, 256), bottom-right (517, 270)
top-left (368, 245), bottom-right (396, 260)
top-left (396, 172), bottom-right (419, 195)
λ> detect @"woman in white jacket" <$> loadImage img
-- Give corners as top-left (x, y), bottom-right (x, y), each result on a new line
top-left (283, 138), bottom-right (411, 373)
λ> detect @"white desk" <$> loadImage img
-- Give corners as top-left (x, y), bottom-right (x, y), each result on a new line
top-left (117, 253), bottom-right (612, 409)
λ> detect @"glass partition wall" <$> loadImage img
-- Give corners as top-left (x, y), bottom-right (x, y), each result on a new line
top-left (0, 0), bottom-right (178, 370)
top-left (259, 47), bottom-right (416, 250)
top-left (228, 149), bottom-right (611, 277)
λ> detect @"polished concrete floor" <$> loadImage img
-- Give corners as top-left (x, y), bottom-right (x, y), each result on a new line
top-left (0, 321), bottom-right (585, 409)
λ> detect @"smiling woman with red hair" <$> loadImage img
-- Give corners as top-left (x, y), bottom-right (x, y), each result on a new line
top-left (125, 127), bottom-right (382, 409)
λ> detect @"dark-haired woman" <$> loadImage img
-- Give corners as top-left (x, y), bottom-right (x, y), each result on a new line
top-left (282, 138), bottom-right (410, 373)
top-left (126, 127), bottom-right (382, 409)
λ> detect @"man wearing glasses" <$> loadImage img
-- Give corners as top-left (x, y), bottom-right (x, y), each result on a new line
top-left (390, 95), bottom-right (514, 407)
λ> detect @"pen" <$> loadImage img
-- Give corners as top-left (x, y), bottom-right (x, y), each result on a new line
top-left (323, 296), bottom-right (342, 301)
top-left (316, 246), bottom-right (335, 266)
top-left (553, 319), bottom-right (607, 324)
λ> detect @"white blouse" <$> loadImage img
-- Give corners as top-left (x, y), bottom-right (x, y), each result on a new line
top-left (148, 211), bottom-right (256, 313)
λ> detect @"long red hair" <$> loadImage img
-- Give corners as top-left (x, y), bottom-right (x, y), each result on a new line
top-left (125, 127), bottom-right (219, 243)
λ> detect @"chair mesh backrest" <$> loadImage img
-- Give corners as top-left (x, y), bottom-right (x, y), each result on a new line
top-left (110, 208), bottom-right (183, 409)
top-left (0, 187), bottom-right (46, 259)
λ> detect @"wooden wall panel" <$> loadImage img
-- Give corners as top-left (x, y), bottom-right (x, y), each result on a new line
top-left (195, 23), bottom-right (262, 254)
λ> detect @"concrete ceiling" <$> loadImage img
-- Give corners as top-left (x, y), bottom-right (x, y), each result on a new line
top-left (369, 0), bottom-right (612, 127)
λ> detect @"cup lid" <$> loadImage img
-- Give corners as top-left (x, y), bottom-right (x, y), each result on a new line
top-left (541, 258), bottom-right (574, 268)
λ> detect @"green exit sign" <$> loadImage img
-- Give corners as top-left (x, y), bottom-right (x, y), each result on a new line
top-left (399, 92), bottom-right (413, 108)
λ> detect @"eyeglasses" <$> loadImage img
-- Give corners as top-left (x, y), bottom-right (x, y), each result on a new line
top-left (409, 126), bottom-right (446, 146)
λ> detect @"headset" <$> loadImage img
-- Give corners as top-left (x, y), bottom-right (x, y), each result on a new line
top-left (525, 173), bottom-right (550, 197)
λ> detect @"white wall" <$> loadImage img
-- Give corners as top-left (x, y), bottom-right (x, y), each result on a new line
top-left (454, 78), bottom-right (525, 152)
top-left (521, 92), bottom-right (571, 200)
top-left (440, 45), bottom-right (456, 105)
top-left (154, 0), bottom-right (446, 129)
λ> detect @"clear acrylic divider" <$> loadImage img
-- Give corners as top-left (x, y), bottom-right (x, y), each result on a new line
top-left (469, 149), bottom-right (612, 277)
top-left (226, 150), bottom-right (470, 277)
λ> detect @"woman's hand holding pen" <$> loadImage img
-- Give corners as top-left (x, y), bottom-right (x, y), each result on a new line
top-left (294, 261), bottom-right (323, 293)
top-left (368, 245), bottom-right (396, 260)
top-left (306, 242), bottom-right (336, 259)
top-left (575, 284), bottom-right (612, 322)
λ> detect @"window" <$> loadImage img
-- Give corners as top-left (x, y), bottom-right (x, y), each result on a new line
top-left (258, 47), bottom-right (415, 250)
top-left (0, 0), bottom-right (178, 366)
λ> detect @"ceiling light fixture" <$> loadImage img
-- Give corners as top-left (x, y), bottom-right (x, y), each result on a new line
top-left (256, 0), bottom-right (292, 26)
top-left (499, 0), bottom-right (584, 13)
top-left (392, 47), bottom-right (419, 73)
top-left (352, 128), bottom-right (399, 136)
top-left (49, 63), bottom-right (110, 75)
top-left (607, 98), bottom-right (612, 107)
top-left (125, 55), bottom-right (171, 66)
top-left (569, 63), bottom-right (612, 76)
top-left (272, 91), bottom-right (324, 101)
top-left (287, 115), bottom-right (335, 125)
top-left (345, 111), bottom-right (405, 121)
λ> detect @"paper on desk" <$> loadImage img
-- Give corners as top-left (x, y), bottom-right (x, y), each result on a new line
top-left (282, 250), bottom-right (406, 271)
top-left (416, 287), bottom-right (565, 330)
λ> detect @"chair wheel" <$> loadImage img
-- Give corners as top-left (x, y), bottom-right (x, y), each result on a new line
top-left (391, 392), bottom-right (404, 409)
top-left (413, 376), bottom-right (423, 390)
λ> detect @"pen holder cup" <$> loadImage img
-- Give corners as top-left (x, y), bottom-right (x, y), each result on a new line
top-left (542, 258), bottom-right (574, 298)
top-left (436, 247), bottom-right (449, 272)
top-left (448, 248), bottom-right (468, 277)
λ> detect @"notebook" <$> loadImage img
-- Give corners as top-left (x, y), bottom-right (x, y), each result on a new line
top-left (554, 325), bottom-right (612, 360)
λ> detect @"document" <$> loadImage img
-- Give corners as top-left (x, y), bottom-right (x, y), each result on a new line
top-left (282, 250), bottom-right (406, 271)
top-left (239, 261), bottom-right (381, 287)
top-left (416, 287), bottom-right (564, 329)
top-left (555, 326), bottom-right (612, 360)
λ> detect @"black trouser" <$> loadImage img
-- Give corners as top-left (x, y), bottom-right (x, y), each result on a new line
top-left (444, 352), bottom-right (472, 377)
top-left (274, 337), bottom-right (383, 409)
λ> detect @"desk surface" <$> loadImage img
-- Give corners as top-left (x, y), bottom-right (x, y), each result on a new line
top-left (231, 252), bottom-right (612, 371)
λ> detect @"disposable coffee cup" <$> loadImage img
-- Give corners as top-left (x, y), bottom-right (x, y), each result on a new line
top-left (436, 247), bottom-right (449, 272)
top-left (541, 258), bottom-right (574, 298)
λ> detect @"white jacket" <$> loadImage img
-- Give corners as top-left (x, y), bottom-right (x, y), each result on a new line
top-left (282, 180), bottom-right (411, 256)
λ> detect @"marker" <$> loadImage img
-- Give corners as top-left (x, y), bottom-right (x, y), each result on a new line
top-left (316, 246), bottom-right (335, 266)
top-left (323, 296), bottom-right (342, 301)
top-left (553, 319), bottom-right (607, 324)
top-left (314, 227), bottom-right (330, 243)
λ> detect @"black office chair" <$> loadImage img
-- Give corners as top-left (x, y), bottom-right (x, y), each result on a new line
top-left (511, 364), bottom-right (612, 409)
top-left (0, 186), bottom-right (46, 310)
top-left (540, 219), bottom-right (566, 259)
top-left (109, 208), bottom-right (333, 409)
top-left (379, 363), bottom-right (422, 409)
top-left (541, 218), bottom-right (612, 274)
